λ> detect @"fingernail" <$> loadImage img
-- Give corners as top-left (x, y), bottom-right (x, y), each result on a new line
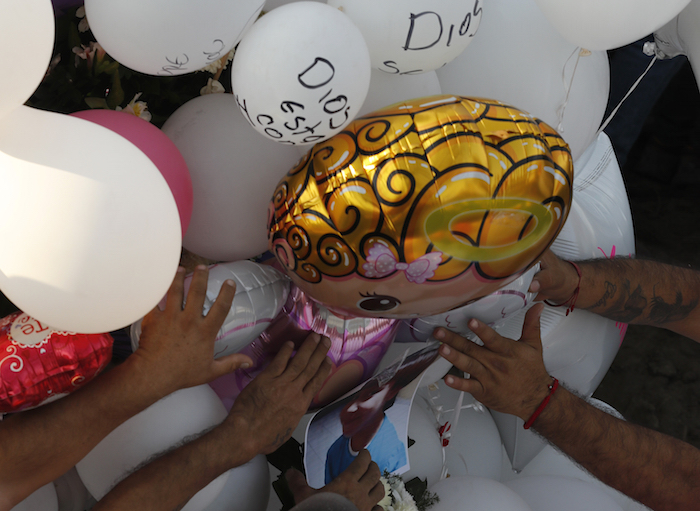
top-left (322, 337), bottom-right (331, 348)
top-left (468, 319), bottom-right (479, 330)
top-left (433, 328), bottom-right (445, 340)
top-left (196, 264), bottom-right (207, 270)
top-left (240, 362), bottom-right (250, 369)
top-left (224, 279), bottom-right (235, 287)
top-left (177, 266), bottom-right (185, 273)
top-left (445, 375), bottom-right (454, 385)
top-left (529, 281), bottom-right (540, 292)
top-left (441, 345), bottom-right (451, 356)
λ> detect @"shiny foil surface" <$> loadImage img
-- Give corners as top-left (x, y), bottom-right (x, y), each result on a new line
top-left (269, 95), bottom-right (574, 318)
top-left (0, 312), bottom-right (113, 413)
top-left (210, 284), bottom-right (397, 409)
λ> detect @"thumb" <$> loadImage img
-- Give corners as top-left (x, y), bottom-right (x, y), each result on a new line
top-left (212, 353), bottom-right (254, 379)
top-left (285, 468), bottom-right (315, 503)
top-left (520, 303), bottom-right (544, 351)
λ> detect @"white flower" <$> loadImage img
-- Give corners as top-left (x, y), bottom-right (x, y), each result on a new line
top-left (198, 49), bottom-right (235, 74)
top-left (116, 93), bottom-right (152, 122)
top-left (200, 78), bottom-right (225, 95)
top-left (377, 477), bottom-right (393, 510)
top-left (76, 6), bottom-right (89, 32)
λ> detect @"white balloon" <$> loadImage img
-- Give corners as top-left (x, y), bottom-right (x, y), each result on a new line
top-left (84, 0), bottom-right (265, 75)
top-left (533, 0), bottom-right (691, 51)
top-left (653, 1), bottom-right (700, 92)
top-left (429, 475), bottom-right (532, 511)
top-left (0, 0), bottom-right (54, 120)
top-left (402, 403), bottom-right (444, 487)
top-left (436, 0), bottom-right (609, 160)
top-left (0, 107), bottom-right (181, 333)
top-left (416, 382), bottom-right (503, 481)
top-left (396, 265), bottom-right (539, 344)
top-left (204, 455), bottom-right (270, 511)
top-left (162, 93), bottom-right (300, 261)
top-left (230, 2), bottom-right (371, 146)
top-left (76, 386), bottom-right (228, 508)
top-left (505, 476), bottom-right (624, 511)
top-left (265, 0), bottom-right (323, 10)
top-left (358, 69), bottom-right (442, 117)
top-left (132, 261), bottom-right (291, 358)
top-left (11, 483), bottom-right (58, 511)
top-left (327, 0), bottom-right (482, 74)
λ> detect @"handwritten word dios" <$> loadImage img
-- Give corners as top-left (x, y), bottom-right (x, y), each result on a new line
top-left (236, 57), bottom-right (355, 145)
top-left (381, 1), bottom-right (483, 75)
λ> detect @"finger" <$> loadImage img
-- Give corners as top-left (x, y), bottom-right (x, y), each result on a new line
top-left (303, 357), bottom-right (332, 398)
top-left (433, 328), bottom-right (483, 358)
top-left (358, 459), bottom-right (381, 487)
top-left (444, 373), bottom-right (484, 399)
top-left (211, 353), bottom-right (253, 380)
top-left (439, 343), bottom-right (488, 381)
top-left (296, 336), bottom-right (331, 384)
top-left (184, 265), bottom-right (209, 314)
top-left (284, 468), bottom-right (315, 503)
top-left (344, 450), bottom-right (372, 481)
top-left (520, 303), bottom-right (544, 351)
top-left (466, 318), bottom-right (513, 354)
top-left (285, 332), bottom-right (322, 378)
top-left (265, 341), bottom-right (296, 377)
top-left (205, 279), bottom-right (236, 329)
top-left (369, 481), bottom-right (385, 504)
top-left (164, 267), bottom-right (186, 312)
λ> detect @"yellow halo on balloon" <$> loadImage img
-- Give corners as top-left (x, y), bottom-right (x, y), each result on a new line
top-left (425, 198), bottom-right (555, 262)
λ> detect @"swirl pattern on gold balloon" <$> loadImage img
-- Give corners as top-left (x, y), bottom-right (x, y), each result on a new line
top-left (269, 95), bottom-right (573, 284)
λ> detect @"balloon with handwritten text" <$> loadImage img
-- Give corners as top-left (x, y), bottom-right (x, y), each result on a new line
top-left (0, 312), bottom-right (113, 413)
top-left (327, 0), bottom-right (482, 75)
top-left (230, 2), bottom-right (371, 146)
top-left (84, 0), bottom-right (264, 75)
top-left (269, 95), bottom-right (574, 318)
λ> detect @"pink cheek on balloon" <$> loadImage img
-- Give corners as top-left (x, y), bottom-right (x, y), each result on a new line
top-left (311, 359), bottom-right (365, 409)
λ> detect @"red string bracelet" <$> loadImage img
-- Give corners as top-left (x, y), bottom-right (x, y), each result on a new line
top-left (523, 377), bottom-right (559, 430)
top-left (544, 261), bottom-right (581, 316)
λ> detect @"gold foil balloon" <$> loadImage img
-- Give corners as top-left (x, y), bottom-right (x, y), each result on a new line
top-left (268, 95), bottom-right (573, 318)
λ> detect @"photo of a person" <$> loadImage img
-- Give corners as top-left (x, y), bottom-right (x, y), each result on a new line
top-left (304, 345), bottom-right (440, 489)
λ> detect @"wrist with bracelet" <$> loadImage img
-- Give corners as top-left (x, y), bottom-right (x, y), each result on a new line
top-left (523, 376), bottom-right (559, 430)
top-left (544, 260), bottom-right (582, 316)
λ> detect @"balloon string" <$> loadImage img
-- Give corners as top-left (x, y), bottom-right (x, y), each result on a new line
top-left (597, 55), bottom-right (658, 136)
top-left (557, 47), bottom-right (583, 133)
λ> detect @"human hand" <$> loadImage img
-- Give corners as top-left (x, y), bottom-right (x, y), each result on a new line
top-left (286, 450), bottom-right (384, 511)
top-left (226, 332), bottom-right (332, 457)
top-left (435, 304), bottom-right (553, 421)
top-left (131, 266), bottom-right (254, 397)
top-left (529, 249), bottom-right (579, 304)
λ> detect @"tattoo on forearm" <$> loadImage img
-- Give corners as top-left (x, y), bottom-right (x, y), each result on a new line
top-left (269, 427), bottom-right (292, 451)
top-left (649, 290), bottom-right (699, 324)
top-left (588, 276), bottom-right (698, 325)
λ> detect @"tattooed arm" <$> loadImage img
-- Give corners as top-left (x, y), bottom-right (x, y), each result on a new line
top-left (530, 250), bottom-right (700, 341)
top-left (94, 334), bottom-right (332, 511)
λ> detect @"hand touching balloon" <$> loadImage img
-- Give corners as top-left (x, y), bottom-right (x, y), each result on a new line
top-left (528, 250), bottom-right (581, 304)
top-left (132, 266), bottom-right (254, 397)
top-left (434, 304), bottom-right (553, 421)
top-left (225, 333), bottom-right (332, 456)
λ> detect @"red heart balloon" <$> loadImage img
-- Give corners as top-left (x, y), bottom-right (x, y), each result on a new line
top-left (0, 312), bottom-right (113, 413)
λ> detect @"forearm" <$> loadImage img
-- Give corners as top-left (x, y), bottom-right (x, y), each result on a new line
top-left (572, 258), bottom-right (700, 340)
top-left (0, 356), bottom-right (170, 510)
top-left (532, 387), bottom-right (700, 511)
top-left (93, 419), bottom-right (256, 511)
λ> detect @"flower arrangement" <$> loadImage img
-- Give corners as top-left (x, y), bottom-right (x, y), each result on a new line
top-left (28, 5), bottom-right (235, 127)
top-left (378, 472), bottom-right (439, 511)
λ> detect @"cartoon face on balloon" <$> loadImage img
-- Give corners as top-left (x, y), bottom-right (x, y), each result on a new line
top-left (269, 95), bottom-right (574, 318)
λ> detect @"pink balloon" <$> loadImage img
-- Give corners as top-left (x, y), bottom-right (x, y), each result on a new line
top-left (209, 284), bottom-right (398, 410)
top-left (71, 110), bottom-right (193, 236)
